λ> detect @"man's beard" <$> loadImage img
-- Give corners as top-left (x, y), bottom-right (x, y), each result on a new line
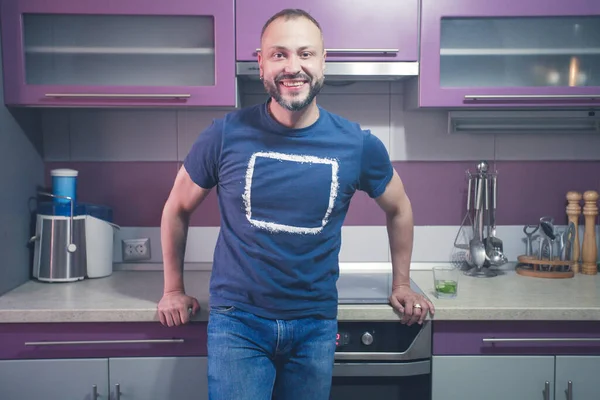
top-left (263, 72), bottom-right (324, 112)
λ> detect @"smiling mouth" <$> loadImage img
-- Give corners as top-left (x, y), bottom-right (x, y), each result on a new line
top-left (279, 80), bottom-right (308, 88)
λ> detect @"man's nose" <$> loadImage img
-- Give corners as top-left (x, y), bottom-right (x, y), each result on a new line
top-left (283, 55), bottom-right (301, 74)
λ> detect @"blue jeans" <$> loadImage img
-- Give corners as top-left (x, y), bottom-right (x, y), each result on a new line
top-left (207, 305), bottom-right (337, 400)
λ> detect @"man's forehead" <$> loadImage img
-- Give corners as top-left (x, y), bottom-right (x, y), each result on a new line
top-left (262, 17), bottom-right (323, 47)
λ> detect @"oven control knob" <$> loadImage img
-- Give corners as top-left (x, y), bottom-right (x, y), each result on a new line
top-left (361, 332), bottom-right (373, 346)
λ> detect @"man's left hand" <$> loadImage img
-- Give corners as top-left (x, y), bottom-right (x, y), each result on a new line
top-left (389, 285), bottom-right (435, 325)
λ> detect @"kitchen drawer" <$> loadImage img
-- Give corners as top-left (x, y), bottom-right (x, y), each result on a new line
top-left (0, 322), bottom-right (207, 360)
top-left (433, 321), bottom-right (600, 356)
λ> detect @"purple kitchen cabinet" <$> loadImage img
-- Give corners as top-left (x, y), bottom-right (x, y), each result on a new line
top-left (0, 322), bottom-right (208, 360)
top-left (235, 0), bottom-right (418, 62)
top-left (433, 320), bottom-right (600, 356)
top-left (0, 0), bottom-right (236, 107)
top-left (419, 0), bottom-right (600, 108)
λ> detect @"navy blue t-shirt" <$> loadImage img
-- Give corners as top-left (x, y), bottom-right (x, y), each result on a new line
top-left (183, 100), bottom-right (393, 320)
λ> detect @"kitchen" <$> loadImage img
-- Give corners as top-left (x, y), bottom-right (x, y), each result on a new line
top-left (1, 0), bottom-right (600, 399)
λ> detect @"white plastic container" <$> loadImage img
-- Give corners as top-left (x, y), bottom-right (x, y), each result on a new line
top-left (85, 215), bottom-right (119, 278)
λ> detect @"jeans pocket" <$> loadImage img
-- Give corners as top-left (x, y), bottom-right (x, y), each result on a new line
top-left (210, 305), bottom-right (236, 313)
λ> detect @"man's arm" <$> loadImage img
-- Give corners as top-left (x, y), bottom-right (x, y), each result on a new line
top-left (375, 168), bottom-right (434, 324)
top-left (158, 165), bottom-right (211, 327)
top-left (374, 169), bottom-right (414, 289)
top-left (161, 164), bottom-right (212, 294)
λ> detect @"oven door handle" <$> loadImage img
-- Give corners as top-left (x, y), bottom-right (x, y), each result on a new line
top-left (332, 360), bottom-right (430, 377)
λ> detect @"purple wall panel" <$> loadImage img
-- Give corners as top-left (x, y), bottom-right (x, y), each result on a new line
top-left (493, 161), bottom-right (600, 226)
top-left (396, 161), bottom-right (473, 226)
top-left (189, 189), bottom-right (221, 227)
top-left (400, 160), bottom-right (600, 226)
top-left (344, 190), bottom-right (387, 226)
top-left (44, 162), bottom-right (178, 227)
top-left (44, 160), bottom-right (600, 227)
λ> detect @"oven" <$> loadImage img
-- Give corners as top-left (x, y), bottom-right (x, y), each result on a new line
top-left (330, 320), bottom-right (432, 400)
top-left (331, 273), bottom-right (432, 400)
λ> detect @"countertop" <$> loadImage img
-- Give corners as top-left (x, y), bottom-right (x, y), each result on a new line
top-left (0, 268), bottom-right (600, 323)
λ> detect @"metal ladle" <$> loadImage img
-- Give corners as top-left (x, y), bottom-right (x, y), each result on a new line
top-left (485, 174), bottom-right (507, 266)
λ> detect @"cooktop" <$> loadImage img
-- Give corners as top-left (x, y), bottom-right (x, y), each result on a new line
top-left (336, 272), bottom-right (424, 305)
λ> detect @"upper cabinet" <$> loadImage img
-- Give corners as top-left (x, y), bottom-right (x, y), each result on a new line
top-left (418, 0), bottom-right (600, 108)
top-left (235, 0), bottom-right (419, 62)
top-left (0, 0), bottom-right (236, 107)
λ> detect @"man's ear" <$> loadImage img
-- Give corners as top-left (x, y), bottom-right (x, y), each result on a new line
top-left (257, 50), bottom-right (264, 79)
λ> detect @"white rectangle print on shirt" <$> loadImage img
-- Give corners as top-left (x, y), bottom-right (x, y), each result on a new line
top-left (243, 151), bottom-right (340, 235)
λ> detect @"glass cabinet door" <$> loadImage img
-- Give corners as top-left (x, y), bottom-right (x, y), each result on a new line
top-left (23, 14), bottom-right (216, 88)
top-left (440, 16), bottom-right (600, 89)
top-left (1, 0), bottom-right (236, 107)
top-left (419, 0), bottom-right (600, 108)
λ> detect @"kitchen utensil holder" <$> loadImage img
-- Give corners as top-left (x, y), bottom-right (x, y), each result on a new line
top-left (454, 162), bottom-right (505, 271)
top-left (516, 255), bottom-right (575, 279)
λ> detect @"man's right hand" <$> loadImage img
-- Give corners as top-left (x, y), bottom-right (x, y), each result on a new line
top-left (157, 291), bottom-right (201, 327)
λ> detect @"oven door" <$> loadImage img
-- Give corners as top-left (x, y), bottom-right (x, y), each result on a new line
top-left (330, 360), bottom-right (431, 400)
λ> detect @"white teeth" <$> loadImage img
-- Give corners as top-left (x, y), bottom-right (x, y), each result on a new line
top-left (282, 81), bottom-right (304, 87)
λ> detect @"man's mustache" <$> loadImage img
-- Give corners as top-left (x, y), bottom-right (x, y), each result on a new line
top-left (275, 73), bottom-right (311, 82)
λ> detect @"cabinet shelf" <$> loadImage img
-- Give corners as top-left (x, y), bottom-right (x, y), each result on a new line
top-left (25, 46), bottom-right (215, 56)
top-left (440, 48), bottom-right (600, 56)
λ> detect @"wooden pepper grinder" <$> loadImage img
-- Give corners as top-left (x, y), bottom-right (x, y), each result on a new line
top-left (566, 191), bottom-right (582, 273)
top-left (581, 190), bottom-right (599, 275)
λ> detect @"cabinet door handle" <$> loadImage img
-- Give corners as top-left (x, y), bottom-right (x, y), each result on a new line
top-left (255, 48), bottom-right (399, 54)
top-left (92, 384), bottom-right (98, 400)
top-left (483, 338), bottom-right (600, 343)
top-left (44, 93), bottom-right (191, 99)
top-left (114, 383), bottom-right (121, 400)
top-left (544, 381), bottom-right (550, 400)
top-left (567, 380), bottom-right (573, 400)
top-left (465, 94), bottom-right (600, 101)
top-left (24, 339), bottom-right (185, 346)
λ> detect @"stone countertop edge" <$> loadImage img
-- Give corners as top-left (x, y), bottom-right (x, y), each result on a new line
top-left (0, 267), bottom-right (599, 323)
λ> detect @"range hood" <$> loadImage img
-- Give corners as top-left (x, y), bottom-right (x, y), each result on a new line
top-left (236, 61), bottom-right (419, 81)
top-left (448, 110), bottom-right (600, 134)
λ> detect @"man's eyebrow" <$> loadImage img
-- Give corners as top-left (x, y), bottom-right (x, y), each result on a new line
top-left (264, 45), bottom-right (315, 52)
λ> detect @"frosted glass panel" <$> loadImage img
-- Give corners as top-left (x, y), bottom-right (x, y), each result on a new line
top-left (440, 17), bottom-right (600, 88)
top-left (23, 14), bottom-right (215, 86)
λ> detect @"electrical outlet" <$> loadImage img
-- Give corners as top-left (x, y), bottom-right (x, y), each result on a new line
top-left (122, 238), bottom-right (151, 262)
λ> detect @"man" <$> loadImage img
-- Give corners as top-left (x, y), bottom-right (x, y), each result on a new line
top-left (157, 8), bottom-right (434, 400)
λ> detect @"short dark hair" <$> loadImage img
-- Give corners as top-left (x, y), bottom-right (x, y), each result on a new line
top-left (260, 8), bottom-right (322, 41)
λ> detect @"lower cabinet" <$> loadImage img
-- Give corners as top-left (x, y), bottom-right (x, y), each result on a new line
top-left (0, 358), bottom-right (109, 400)
top-left (432, 355), bottom-right (555, 400)
top-left (0, 356), bottom-right (208, 400)
top-left (109, 357), bottom-right (208, 400)
top-left (555, 356), bottom-right (600, 400)
top-left (432, 355), bottom-right (600, 400)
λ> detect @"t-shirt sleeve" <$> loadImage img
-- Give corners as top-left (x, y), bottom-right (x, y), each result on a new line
top-left (183, 119), bottom-right (224, 189)
top-left (357, 130), bottom-right (394, 198)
